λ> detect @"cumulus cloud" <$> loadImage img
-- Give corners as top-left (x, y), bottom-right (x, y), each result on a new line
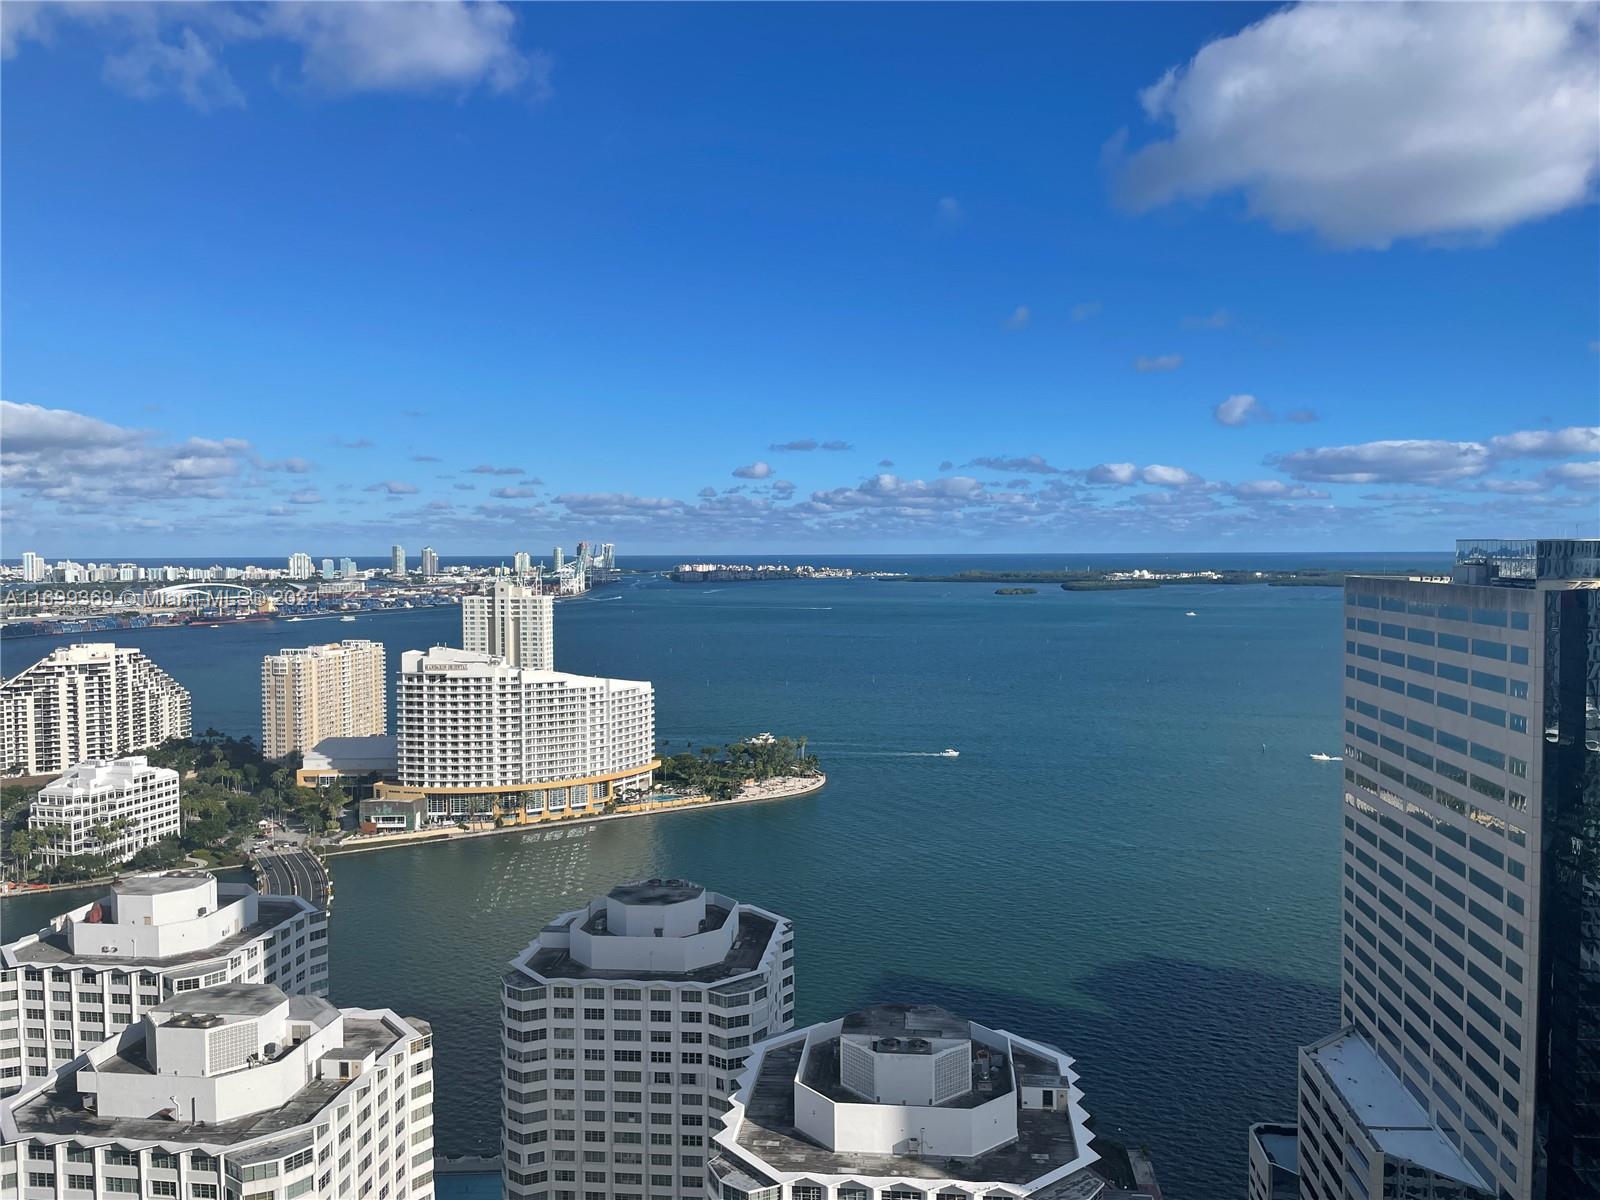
top-left (1214, 394), bottom-right (1266, 426)
top-left (554, 492), bottom-right (686, 517)
top-left (490, 485), bottom-right (541, 499)
top-left (364, 479), bottom-right (418, 495)
top-left (1070, 301), bottom-right (1103, 322)
top-left (1230, 479), bottom-right (1329, 500)
top-left (938, 460), bottom-right (955, 472)
top-left (257, 456), bottom-right (312, 473)
top-left (469, 464), bottom-right (525, 475)
top-left (1545, 460), bottom-right (1600, 487)
top-left (1273, 439), bottom-right (1491, 485)
top-left (1141, 464), bottom-right (1203, 487)
top-left (732, 461), bottom-right (773, 480)
top-left (1005, 305), bottom-right (1031, 331)
top-left (1286, 408), bottom-right (1319, 424)
top-left (820, 440), bottom-right (852, 452)
top-left (288, 488), bottom-right (324, 505)
top-left (1086, 462), bottom-right (1139, 486)
top-left (770, 438), bottom-right (818, 452)
top-left (877, 459), bottom-right (894, 468)
top-left (1134, 354), bottom-right (1183, 373)
top-left (2, 1), bottom-right (546, 109)
top-left (1487, 426), bottom-right (1600, 458)
top-left (696, 486), bottom-right (718, 499)
top-left (771, 479), bottom-right (796, 498)
top-left (810, 474), bottom-right (986, 513)
top-left (1112, 3), bottom-right (1600, 248)
top-left (966, 455), bottom-right (1064, 475)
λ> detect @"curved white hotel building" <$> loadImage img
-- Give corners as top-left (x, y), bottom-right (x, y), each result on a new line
top-left (707, 1004), bottom-right (1115, 1200)
top-left (501, 879), bottom-right (795, 1200)
top-left (387, 646), bottom-right (655, 824)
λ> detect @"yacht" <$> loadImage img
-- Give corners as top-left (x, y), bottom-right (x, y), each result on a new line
top-left (939, 748), bottom-right (960, 758)
top-left (1309, 752), bottom-right (1341, 762)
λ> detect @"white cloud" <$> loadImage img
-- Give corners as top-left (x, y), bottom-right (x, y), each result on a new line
top-left (1141, 464), bottom-right (1203, 487)
top-left (1231, 479), bottom-right (1328, 500)
top-left (1545, 460), bottom-right (1600, 487)
top-left (1134, 354), bottom-right (1183, 373)
top-left (1487, 426), bottom-right (1600, 458)
top-left (1214, 394), bottom-right (1265, 426)
top-left (1113, 3), bottom-right (1600, 248)
top-left (364, 479), bottom-right (418, 495)
top-left (966, 455), bottom-right (1064, 475)
top-left (469, 463), bottom-right (525, 475)
top-left (3, 1), bottom-right (545, 108)
top-left (288, 488), bottom-right (324, 505)
top-left (1005, 305), bottom-right (1031, 331)
top-left (0, 400), bottom-right (127, 451)
top-left (1086, 462), bottom-right (1139, 486)
top-left (732, 461), bottom-right (773, 480)
top-left (820, 440), bottom-right (852, 452)
top-left (490, 485), bottom-right (540, 499)
top-left (1274, 439), bottom-right (1491, 484)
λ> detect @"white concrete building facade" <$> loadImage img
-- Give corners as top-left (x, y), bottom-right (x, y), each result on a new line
top-left (260, 639), bottom-right (387, 760)
top-left (390, 647), bottom-right (654, 823)
top-left (0, 983), bottom-right (434, 1200)
top-left (707, 1003), bottom-right (1108, 1200)
top-left (27, 756), bottom-right (180, 866)
top-left (462, 579), bottom-right (555, 671)
top-left (0, 644), bottom-right (192, 778)
top-left (500, 880), bottom-right (795, 1200)
top-left (0, 872), bottom-right (327, 1096)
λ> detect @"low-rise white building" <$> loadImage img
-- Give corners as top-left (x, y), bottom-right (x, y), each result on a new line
top-left (501, 879), bottom-right (794, 1200)
top-left (388, 647), bottom-right (655, 824)
top-left (0, 871), bottom-right (327, 1096)
top-left (27, 756), bottom-right (179, 865)
top-left (0, 982), bottom-right (434, 1200)
top-left (708, 1004), bottom-right (1117, 1200)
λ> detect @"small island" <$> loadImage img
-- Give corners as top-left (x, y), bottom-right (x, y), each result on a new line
top-left (1060, 579), bottom-right (1159, 591)
top-left (994, 587), bottom-right (1038, 595)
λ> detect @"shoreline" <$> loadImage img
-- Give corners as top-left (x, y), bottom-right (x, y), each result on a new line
top-left (322, 772), bottom-right (827, 859)
top-left (0, 774), bottom-right (828, 896)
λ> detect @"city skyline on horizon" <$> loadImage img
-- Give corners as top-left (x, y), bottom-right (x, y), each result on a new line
top-left (3, 2), bottom-right (1597, 555)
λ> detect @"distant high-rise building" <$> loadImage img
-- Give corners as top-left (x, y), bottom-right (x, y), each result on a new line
top-left (462, 579), bottom-right (554, 670)
top-left (0, 983), bottom-right (431, 1199)
top-left (1288, 538), bottom-right (1600, 1200)
top-left (0, 870), bottom-right (327, 1096)
top-left (287, 551), bottom-right (314, 579)
top-left (513, 550), bottom-right (531, 576)
top-left (553, 545), bottom-right (564, 572)
top-left (0, 643), bottom-right (191, 777)
top-left (421, 546), bottom-right (439, 578)
top-left (600, 541), bottom-right (616, 570)
top-left (706, 1002), bottom-right (1125, 1200)
top-left (338, 556), bottom-right (357, 578)
top-left (261, 639), bottom-right (387, 759)
top-left (28, 756), bottom-right (180, 866)
top-left (320, 557), bottom-right (336, 579)
top-left (389, 647), bottom-right (654, 824)
top-left (501, 880), bottom-right (794, 1200)
top-left (391, 543), bottom-right (406, 576)
top-left (19, 551), bottom-right (44, 583)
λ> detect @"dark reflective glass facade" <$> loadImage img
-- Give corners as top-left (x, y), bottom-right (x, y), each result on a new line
top-left (1535, 583), bottom-right (1600, 1199)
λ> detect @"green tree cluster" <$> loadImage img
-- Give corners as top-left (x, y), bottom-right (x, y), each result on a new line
top-left (656, 735), bottom-right (820, 803)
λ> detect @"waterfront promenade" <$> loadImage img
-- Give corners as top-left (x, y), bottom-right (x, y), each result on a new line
top-left (325, 772), bottom-right (826, 858)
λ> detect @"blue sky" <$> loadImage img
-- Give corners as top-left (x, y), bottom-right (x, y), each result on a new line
top-left (2, 2), bottom-right (1597, 557)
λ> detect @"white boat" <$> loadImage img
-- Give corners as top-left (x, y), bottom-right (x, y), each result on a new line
top-left (939, 748), bottom-right (959, 758)
top-left (339, 615), bottom-right (356, 622)
top-left (1184, 610), bottom-right (1198, 617)
top-left (1309, 752), bottom-right (1342, 762)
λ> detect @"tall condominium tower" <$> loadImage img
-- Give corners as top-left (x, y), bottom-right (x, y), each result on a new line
top-left (500, 880), bottom-right (794, 1200)
top-left (1291, 539), bottom-right (1599, 1200)
top-left (0, 643), bottom-right (192, 777)
top-left (260, 639), bottom-right (387, 759)
top-left (0, 983), bottom-right (433, 1200)
top-left (287, 551), bottom-right (314, 579)
top-left (421, 546), bottom-right (439, 578)
top-left (388, 647), bottom-right (655, 824)
top-left (20, 551), bottom-right (45, 583)
top-left (0, 870), bottom-right (327, 1096)
top-left (462, 578), bottom-right (555, 670)
top-left (706, 1003), bottom-right (1130, 1200)
top-left (392, 543), bottom-right (407, 576)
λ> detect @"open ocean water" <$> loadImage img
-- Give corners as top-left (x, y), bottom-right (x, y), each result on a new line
top-left (1, 553), bottom-right (1451, 1197)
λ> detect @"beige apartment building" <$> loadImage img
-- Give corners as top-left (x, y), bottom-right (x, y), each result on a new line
top-left (260, 639), bottom-right (387, 760)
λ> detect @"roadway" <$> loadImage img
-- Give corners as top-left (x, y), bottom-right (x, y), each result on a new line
top-left (254, 847), bottom-right (332, 910)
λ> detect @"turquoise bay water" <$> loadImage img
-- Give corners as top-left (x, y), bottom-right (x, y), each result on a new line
top-left (1, 574), bottom-right (1353, 1197)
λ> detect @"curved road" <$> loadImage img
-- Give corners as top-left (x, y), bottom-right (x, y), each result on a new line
top-left (255, 848), bottom-right (331, 910)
